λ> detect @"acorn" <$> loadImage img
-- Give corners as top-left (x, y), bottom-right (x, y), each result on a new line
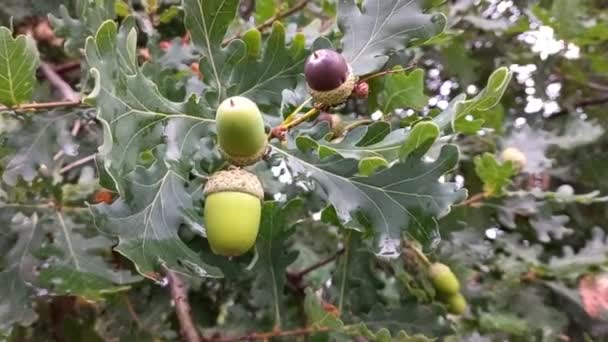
top-left (304, 49), bottom-right (356, 106)
top-left (203, 169), bottom-right (264, 256)
top-left (445, 293), bottom-right (467, 315)
top-left (500, 147), bottom-right (527, 172)
top-left (216, 96), bottom-right (267, 166)
top-left (429, 263), bottom-right (460, 295)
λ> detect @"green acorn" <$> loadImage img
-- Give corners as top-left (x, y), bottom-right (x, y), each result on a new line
top-left (304, 49), bottom-right (356, 106)
top-left (445, 293), bottom-right (467, 315)
top-left (203, 169), bottom-right (263, 256)
top-left (429, 263), bottom-right (460, 295)
top-left (216, 96), bottom-right (267, 166)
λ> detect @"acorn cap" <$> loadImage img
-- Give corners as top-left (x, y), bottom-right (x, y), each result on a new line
top-left (220, 142), bottom-right (268, 167)
top-left (308, 68), bottom-right (356, 106)
top-left (305, 49), bottom-right (350, 91)
top-left (203, 169), bottom-right (264, 200)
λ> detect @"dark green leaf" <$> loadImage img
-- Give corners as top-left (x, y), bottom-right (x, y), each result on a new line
top-left (0, 27), bottom-right (39, 107)
top-left (338, 0), bottom-right (446, 76)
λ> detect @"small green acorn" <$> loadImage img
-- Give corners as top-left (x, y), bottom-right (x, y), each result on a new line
top-left (429, 263), bottom-right (460, 295)
top-left (216, 96), bottom-right (267, 166)
top-left (304, 49), bottom-right (356, 106)
top-left (445, 293), bottom-right (467, 315)
top-left (203, 169), bottom-right (263, 256)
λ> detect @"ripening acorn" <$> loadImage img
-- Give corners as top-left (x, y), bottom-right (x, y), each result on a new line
top-left (304, 49), bottom-right (356, 106)
top-left (203, 169), bottom-right (264, 256)
top-left (429, 263), bottom-right (460, 295)
top-left (216, 96), bottom-right (267, 166)
top-left (445, 293), bottom-right (467, 315)
top-left (500, 147), bottom-right (527, 171)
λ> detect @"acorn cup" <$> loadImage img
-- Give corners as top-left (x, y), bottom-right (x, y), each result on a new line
top-left (216, 96), bottom-right (267, 166)
top-left (203, 169), bottom-right (264, 257)
top-left (304, 49), bottom-right (356, 106)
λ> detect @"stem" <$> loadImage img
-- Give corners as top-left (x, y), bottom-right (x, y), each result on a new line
top-left (267, 106), bottom-right (320, 141)
top-left (213, 326), bottom-right (330, 342)
top-left (164, 267), bottom-right (202, 342)
top-left (408, 244), bottom-right (431, 267)
top-left (39, 62), bottom-right (80, 102)
top-left (222, 0), bottom-right (312, 45)
top-left (123, 293), bottom-right (144, 329)
top-left (0, 100), bottom-right (83, 112)
top-left (341, 119), bottom-right (373, 135)
top-left (59, 154), bottom-right (96, 174)
top-left (293, 248), bottom-right (345, 279)
top-left (456, 192), bottom-right (486, 207)
top-left (359, 65), bottom-right (416, 83)
top-left (283, 107), bottom-right (320, 130)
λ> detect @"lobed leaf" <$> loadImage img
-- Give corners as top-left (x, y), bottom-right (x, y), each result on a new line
top-left (0, 27), bottom-right (39, 107)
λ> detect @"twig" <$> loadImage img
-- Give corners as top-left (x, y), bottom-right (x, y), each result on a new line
top-left (123, 293), bottom-right (144, 329)
top-left (456, 192), bottom-right (486, 207)
top-left (164, 267), bottom-right (202, 342)
top-left (223, 0), bottom-right (312, 45)
top-left (268, 106), bottom-right (320, 141)
top-left (341, 119), bottom-right (373, 135)
top-left (39, 62), bottom-right (80, 102)
top-left (0, 100), bottom-right (83, 112)
top-left (212, 326), bottom-right (330, 342)
top-left (552, 96), bottom-right (608, 117)
top-left (59, 154), bottom-right (96, 174)
top-left (292, 248), bottom-right (345, 279)
top-left (359, 65), bottom-right (416, 83)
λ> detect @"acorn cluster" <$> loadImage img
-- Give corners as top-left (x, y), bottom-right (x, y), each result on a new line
top-left (203, 48), bottom-right (359, 257)
top-left (203, 96), bottom-right (267, 257)
top-left (429, 263), bottom-right (467, 315)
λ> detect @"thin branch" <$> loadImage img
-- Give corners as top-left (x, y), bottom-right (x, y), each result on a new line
top-left (213, 326), bottom-right (330, 342)
top-left (164, 267), bottom-right (203, 342)
top-left (292, 248), bottom-right (345, 279)
top-left (359, 65), bottom-right (416, 83)
top-left (341, 119), bottom-right (373, 136)
top-left (123, 293), bottom-right (144, 330)
top-left (0, 100), bottom-right (83, 112)
top-left (552, 96), bottom-right (608, 117)
top-left (223, 0), bottom-right (312, 45)
top-left (268, 106), bottom-right (320, 141)
top-left (455, 192), bottom-right (486, 207)
top-left (59, 154), bottom-right (96, 174)
top-left (39, 62), bottom-right (80, 102)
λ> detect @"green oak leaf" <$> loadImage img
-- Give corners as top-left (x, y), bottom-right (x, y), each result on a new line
top-left (184, 0), bottom-right (315, 109)
top-left (49, 0), bottom-right (116, 55)
top-left (338, 0), bottom-right (446, 76)
top-left (0, 212), bottom-right (43, 329)
top-left (304, 288), bottom-right (436, 341)
top-left (548, 227), bottom-right (608, 277)
top-left (36, 211), bottom-right (140, 300)
top-left (361, 303), bottom-right (450, 338)
top-left (252, 200), bottom-right (303, 328)
top-left (434, 67), bottom-right (512, 134)
top-left (331, 230), bottom-right (384, 316)
top-left (0, 27), bottom-right (39, 107)
top-left (473, 153), bottom-right (516, 196)
top-left (2, 112), bottom-right (77, 186)
top-left (371, 68), bottom-right (429, 114)
top-left (276, 141), bottom-right (466, 254)
top-left (291, 67), bottom-right (509, 163)
top-left (85, 19), bottom-right (222, 278)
